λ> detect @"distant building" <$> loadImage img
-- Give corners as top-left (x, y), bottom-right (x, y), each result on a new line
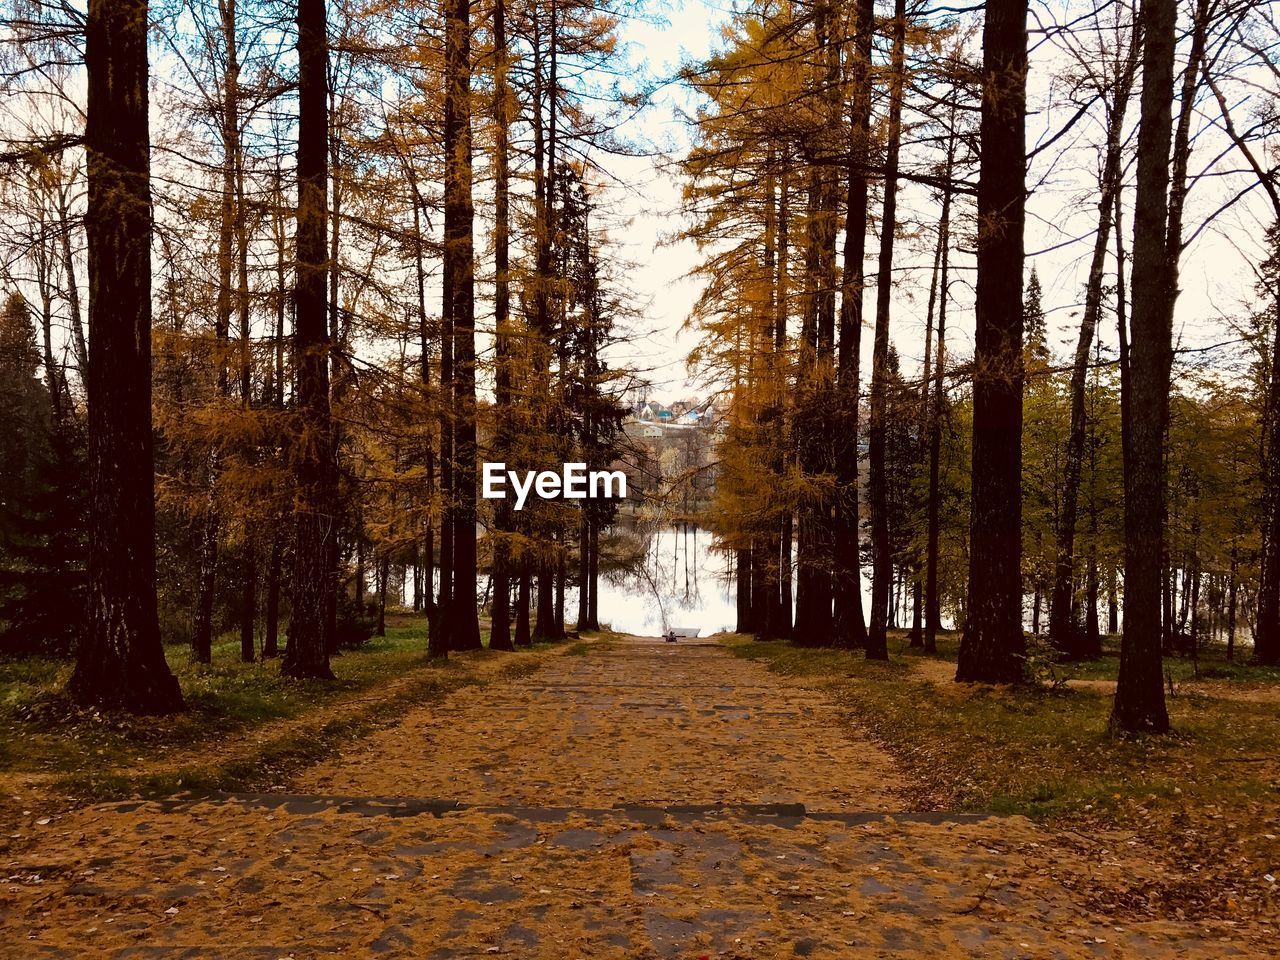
top-left (637, 400), bottom-right (664, 422)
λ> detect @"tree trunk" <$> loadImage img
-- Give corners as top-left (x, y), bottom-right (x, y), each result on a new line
top-left (354, 525), bottom-right (366, 612)
top-left (736, 548), bottom-right (751, 633)
top-left (587, 518), bottom-right (600, 630)
top-left (55, 184), bottom-right (89, 380)
top-left (792, 170), bottom-right (835, 646)
top-left (1085, 554), bottom-right (1101, 657)
top-left (554, 544), bottom-right (566, 636)
top-left (263, 530), bottom-right (282, 658)
top-left (577, 511), bottom-right (591, 632)
top-left (192, 505), bottom-right (219, 664)
top-left (443, 0), bottom-right (482, 652)
top-left (69, 0), bottom-right (184, 713)
top-left (833, 0), bottom-right (874, 652)
top-left (534, 564), bottom-right (555, 641)
top-left (744, 534), bottom-right (764, 635)
top-left (763, 173), bottom-right (791, 641)
top-left (909, 575), bottom-right (922, 645)
top-left (1111, 0), bottom-right (1174, 734)
top-left (1227, 548), bottom-right (1239, 661)
top-left (436, 235), bottom-right (455, 653)
top-left (487, 0), bottom-right (515, 652)
top-left (282, 0), bottom-right (336, 680)
top-left (866, 0), bottom-right (907, 661)
top-left (192, 0), bottom-right (243, 665)
top-left (956, 0), bottom-right (1028, 684)
top-left (1256, 260), bottom-right (1280, 662)
top-left (924, 112), bottom-right (957, 656)
top-left (514, 560), bottom-right (532, 646)
top-left (376, 552), bottom-right (389, 637)
top-left (240, 535), bottom-right (256, 662)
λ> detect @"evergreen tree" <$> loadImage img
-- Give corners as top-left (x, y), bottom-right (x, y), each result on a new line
top-left (0, 293), bottom-right (85, 655)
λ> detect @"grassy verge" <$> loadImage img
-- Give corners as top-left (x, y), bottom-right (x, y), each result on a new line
top-left (724, 632), bottom-right (1280, 918)
top-left (0, 613), bottom-right (563, 808)
top-left (724, 632), bottom-right (1280, 815)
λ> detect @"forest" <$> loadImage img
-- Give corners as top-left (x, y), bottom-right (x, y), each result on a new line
top-left (4, 0), bottom-right (1280, 953)
top-left (1, 0), bottom-right (1279, 728)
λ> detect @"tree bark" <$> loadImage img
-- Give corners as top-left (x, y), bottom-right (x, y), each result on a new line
top-left (577, 511), bottom-right (591, 632)
top-left (554, 542), bottom-right (566, 636)
top-left (587, 518), bottom-right (600, 629)
top-left (924, 112), bottom-right (957, 656)
top-left (240, 534), bottom-right (256, 662)
top-left (956, 0), bottom-right (1027, 684)
top-left (376, 551), bottom-right (389, 637)
top-left (54, 182), bottom-right (88, 381)
top-left (867, 0), bottom-right (907, 661)
top-left (69, 0), bottom-right (184, 713)
top-left (263, 530), bottom-right (282, 658)
top-left (1256, 269), bottom-right (1280, 663)
top-left (535, 565), bottom-right (555, 640)
top-left (514, 560), bottom-right (532, 646)
top-left (443, 0), bottom-right (482, 651)
top-left (833, 0), bottom-right (874, 652)
top-left (735, 548), bottom-right (751, 633)
top-left (282, 0), bottom-right (336, 680)
top-left (763, 173), bottom-right (792, 640)
top-left (488, 0), bottom-right (515, 651)
top-left (1111, 0), bottom-right (1174, 733)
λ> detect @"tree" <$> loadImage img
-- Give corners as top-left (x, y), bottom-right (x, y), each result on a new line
top-left (68, 0), bottom-right (184, 713)
top-left (1048, 15), bottom-right (1138, 660)
top-left (487, 0), bottom-right (516, 652)
top-left (282, 0), bottom-right (337, 680)
top-left (0, 292), bottom-right (84, 656)
top-left (1111, 0), bottom-right (1175, 734)
top-left (441, 0), bottom-right (482, 652)
top-left (867, 0), bottom-right (908, 660)
top-left (832, 0), bottom-right (875, 654)
top-left (956, 0), bottom-right (1028, 684)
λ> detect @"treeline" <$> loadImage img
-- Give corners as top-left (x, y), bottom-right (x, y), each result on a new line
top-left (682, 0), bottom-right (1280, 733)
top-left (0, 0), bottom-right (637, 710)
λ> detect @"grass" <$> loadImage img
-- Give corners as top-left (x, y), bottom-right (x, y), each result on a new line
top-left (723, 631), bottom-right (1280, 918)
top-left (725, 631), bottom-right (1280, 817)
top-left (893, 628), bottom-right (1280, 685)
top-left (0, 612), bottom-right (564, 804)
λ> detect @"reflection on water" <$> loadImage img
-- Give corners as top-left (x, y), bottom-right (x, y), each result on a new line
top-left (570, 524), bottom-right (737, 638)
top-left (566, 522), bottom-right (879, 638)
top-left (405, 522), bottom-right (883, 640)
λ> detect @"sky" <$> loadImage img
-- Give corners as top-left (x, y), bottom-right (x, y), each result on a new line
top-left (596, 0), bottom-right (721, 403)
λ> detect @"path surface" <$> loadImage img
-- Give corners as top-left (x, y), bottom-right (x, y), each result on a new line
top-left (0, 637), bottom-right (1261, 958)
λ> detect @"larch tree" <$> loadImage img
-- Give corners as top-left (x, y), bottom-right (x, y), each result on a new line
top-left (955, 0), bottom-right (1027, 683)
top-left (68, 0), bottom-right (184, 712)
top-left (866, 0), bottom-right (909, 660)
top-left (1110, 0), bottom-right (1175, 733)
top-left (832, 0), bottom-right (875, 653)
top-left (441, 0), bottom-right (482, 652)
top-left (487, 0), bottom-right (517, 652)
top-left (282, 0), bottom-right (337, 680)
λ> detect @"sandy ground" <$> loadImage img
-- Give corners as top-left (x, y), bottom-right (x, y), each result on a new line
top-left (0, 636), bottom-right (1268, 958)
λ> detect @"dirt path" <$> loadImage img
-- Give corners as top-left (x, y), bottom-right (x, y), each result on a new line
top-left (0, 636), bottom-right (1263, 958)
